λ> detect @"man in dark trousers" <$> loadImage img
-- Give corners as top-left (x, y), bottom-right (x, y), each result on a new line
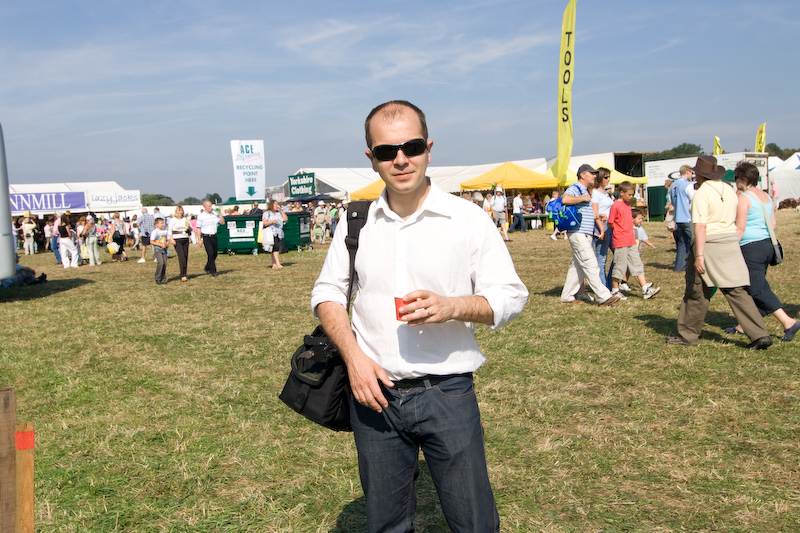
top-left (311, 100), bottom-right (528, 532)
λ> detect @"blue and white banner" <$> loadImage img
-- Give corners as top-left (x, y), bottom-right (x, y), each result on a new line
top-left (231, 140), bottom-right (266, 201)
top-left (10, 191), bottom-right (86, 214)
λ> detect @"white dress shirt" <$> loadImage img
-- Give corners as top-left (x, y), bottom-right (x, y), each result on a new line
top-left (197, 211), bottom-right (222, 235)
top-left (311, 182), bottom-right (528, 380)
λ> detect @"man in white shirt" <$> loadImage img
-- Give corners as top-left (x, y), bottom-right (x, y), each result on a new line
top-left (311, 100), bottom-right (528, 532)
top-left (509, 190), bottom-right (527, 233)
top-left (194, 200), bottom-right (225, 277)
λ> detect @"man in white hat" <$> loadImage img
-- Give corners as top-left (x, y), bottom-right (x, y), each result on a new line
top-left (313, 200), bottom-right (327, 244)
top-left (490, 186), bottom-right (509, 241)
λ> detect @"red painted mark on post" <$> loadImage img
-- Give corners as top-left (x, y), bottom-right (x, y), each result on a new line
top-left (15, 430), bottom-right (34, 450)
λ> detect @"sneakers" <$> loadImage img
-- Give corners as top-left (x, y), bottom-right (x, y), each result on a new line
top-left (642, 283), bottom-right (661, 299)
top-left (575, 292), bottom-right (595, 303)
top-left (619, 282), bottom-right (631, 292)
top-left (599, 294), bottom-right (620, 306)
top-left (610, 288), bottom-right (628, 300)
top-left (137, 258), bottom-right (146, 263)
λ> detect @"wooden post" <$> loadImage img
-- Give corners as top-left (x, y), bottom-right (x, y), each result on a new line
top-left (0, 388), bottom-right (16, 533)
top-left (15, 422), bottom-right (33, 533)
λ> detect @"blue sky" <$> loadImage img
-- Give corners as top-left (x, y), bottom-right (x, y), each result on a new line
top-left (1, 0), bottom-right (797, 201)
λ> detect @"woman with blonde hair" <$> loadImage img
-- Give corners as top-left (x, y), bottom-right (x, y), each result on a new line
top-left (168, 205), bottom-right (191, 281)
top-left (263, 200), bottom-right (288, 269)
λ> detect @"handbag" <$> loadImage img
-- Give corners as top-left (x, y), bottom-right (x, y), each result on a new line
top-left (750, 191), bottom-right (783, 266)
top-left (279, 201), bottom-right (371, 431)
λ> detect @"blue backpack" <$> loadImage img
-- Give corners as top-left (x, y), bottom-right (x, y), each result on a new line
top-left (546, 197), bottom-right (582, 232)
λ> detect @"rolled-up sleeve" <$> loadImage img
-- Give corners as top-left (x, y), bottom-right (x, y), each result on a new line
top-left (472, 214), bottom-right (528, 330)
top-left (310, 222), bottom-right (350, 317)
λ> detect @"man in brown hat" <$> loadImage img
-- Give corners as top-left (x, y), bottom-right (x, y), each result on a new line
top-left (666, 156), bottom-right (772, 349)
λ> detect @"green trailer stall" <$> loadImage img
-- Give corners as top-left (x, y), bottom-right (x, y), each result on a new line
top-left (284, 211), bottom-right (311, 251)
top-left (218, 215), bottom-right (262, 255)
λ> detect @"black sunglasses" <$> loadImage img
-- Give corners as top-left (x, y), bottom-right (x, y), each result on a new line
top-left (371, 138), bottom-right (427, 162)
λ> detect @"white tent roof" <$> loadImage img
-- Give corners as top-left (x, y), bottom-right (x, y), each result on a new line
top-left (9, 181), bottom-right (125, 194)
top-left (541, 152), bottom-right (616, 174)
top-left (285, 158), bottom-right (549, 198)
top-left (768, 156), bottom-right (784, 172)
top-left (8, 181), bottom-right (140, 215)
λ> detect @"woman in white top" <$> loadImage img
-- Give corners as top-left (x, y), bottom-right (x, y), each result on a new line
top-left (168, 205), bottom-right (191, 282)
top-left (263, 199), bottom-right (288, 269)
top-left (592, 168), bottom-right (615, 288)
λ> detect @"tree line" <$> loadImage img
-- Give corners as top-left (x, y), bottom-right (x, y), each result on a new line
top-left (643, 142), bottom-right (798, 163)
top-left (140, 192), bottom-right (222, 206)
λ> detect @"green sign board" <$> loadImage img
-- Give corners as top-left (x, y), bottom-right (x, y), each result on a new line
top-left (288, 172), bottom-right (315, 197)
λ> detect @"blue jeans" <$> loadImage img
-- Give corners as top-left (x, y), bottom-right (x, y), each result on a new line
top-left (509, 212), bottom-right (526, 232)
top-left (674, 222), bottom-right (693, 271)
top-left (51, 235), bottom-right (61, 263)
top-left (594, 224), bottom-right (611, 288)
top-left (350, 374), bottom-right (499, 533)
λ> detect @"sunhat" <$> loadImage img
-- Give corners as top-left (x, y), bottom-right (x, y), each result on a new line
top-left (692, 156), bottom-right (725, 180)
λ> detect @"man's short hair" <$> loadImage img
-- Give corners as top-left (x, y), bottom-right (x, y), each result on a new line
top-left (619, 181), bottom-right (634, 193)
top-left (679, 165), bottom-right (693, 176)
top-left (365, 100), bottom-right (428, 148)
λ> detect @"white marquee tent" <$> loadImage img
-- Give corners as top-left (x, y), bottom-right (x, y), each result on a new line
top-left (282, 158), bottom-right (552, 199)
top-left (770, 152), bottom-right (800, 203)
top-left (8, 181), bottom-right (141, 216)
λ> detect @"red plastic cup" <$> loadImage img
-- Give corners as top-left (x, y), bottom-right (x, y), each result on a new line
top-left (394, 297), bottom-right (405, 321)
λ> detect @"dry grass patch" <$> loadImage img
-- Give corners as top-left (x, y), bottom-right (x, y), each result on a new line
top-left (2, 214), bottom-right (800, 531)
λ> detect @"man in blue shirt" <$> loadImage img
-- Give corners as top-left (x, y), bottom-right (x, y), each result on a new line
top-left (560, 164), bottom-right (619, 305)
top-left (669, 165), bottom-right (695, 271)
top-left (137, 208), bottom-right (156, 263)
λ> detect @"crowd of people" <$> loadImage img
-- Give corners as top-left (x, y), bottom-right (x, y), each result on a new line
top-left (7, 158), bottom-right (796, 352)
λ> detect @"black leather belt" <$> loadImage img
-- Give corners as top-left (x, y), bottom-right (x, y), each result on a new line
top-left (392, 373), bottom-right (472, 389)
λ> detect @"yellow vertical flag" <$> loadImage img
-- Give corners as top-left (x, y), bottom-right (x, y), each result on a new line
top-left (755, 123), bottom-right (766, 153)
top-left (553, 0), bottom-right (577, 182)
top-left (713, 136), bottom-right (722, 155)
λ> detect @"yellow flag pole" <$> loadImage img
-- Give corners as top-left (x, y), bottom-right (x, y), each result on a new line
top-left (553, 0), bottom-right (577, 185)
top-left (755, 123), bottom-right (766, 153)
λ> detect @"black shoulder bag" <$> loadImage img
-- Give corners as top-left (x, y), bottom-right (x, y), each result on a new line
top-left (278, 201), bottom-right (371, 431)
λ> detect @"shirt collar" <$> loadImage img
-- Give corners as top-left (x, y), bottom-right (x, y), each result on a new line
top-left (373, 179), bottom-right (451, 221)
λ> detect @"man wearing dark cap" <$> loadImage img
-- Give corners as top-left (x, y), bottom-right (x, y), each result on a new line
top-left (560, 164), bottom-right (619, 305)
top-left (666, 156), bottom-right (772, 349)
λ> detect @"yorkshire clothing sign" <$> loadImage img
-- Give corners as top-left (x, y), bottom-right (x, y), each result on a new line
top-left (231, 140), bottom-right (266, 201)
top-left (288, 172), bottom-right (316, 197)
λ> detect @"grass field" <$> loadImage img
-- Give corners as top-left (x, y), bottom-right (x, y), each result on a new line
top-left (2, 212), bottom-right (799, 532)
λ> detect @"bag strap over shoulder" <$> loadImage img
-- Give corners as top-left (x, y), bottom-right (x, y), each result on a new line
top-left (745, 191), bottom-right (779, 246)
top-left (345, 200), bottom-right (372, 309)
